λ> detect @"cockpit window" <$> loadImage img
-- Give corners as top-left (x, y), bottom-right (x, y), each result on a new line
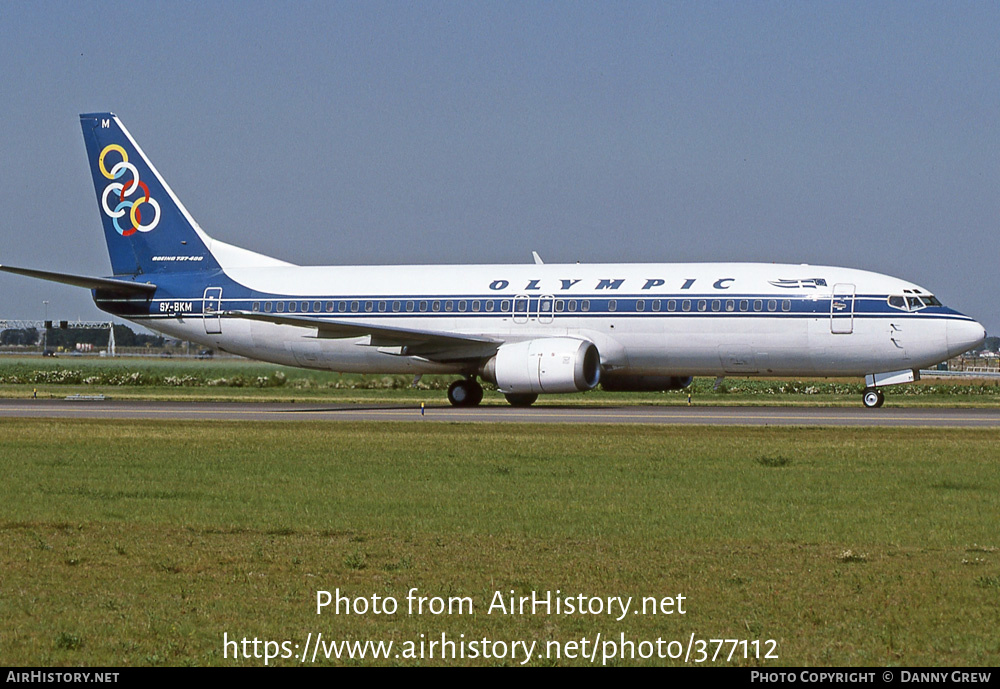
top-left (888, 294), bottom-right (941, 311)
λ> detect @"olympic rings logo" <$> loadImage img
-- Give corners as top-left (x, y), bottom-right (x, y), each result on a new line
top-left (98, 144), bottom-right (161, 236)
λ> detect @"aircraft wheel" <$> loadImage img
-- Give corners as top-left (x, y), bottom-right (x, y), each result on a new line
top-left (448, 380), bottom-right (470, 407)
top-left (504, 393), bottom-right (538, 407)
top-left (862, 388), bottom-right (884, 409)
top-left (468, 381), bottom-right (484, 406)
top-left (448, 379), bottom-right (484, 407)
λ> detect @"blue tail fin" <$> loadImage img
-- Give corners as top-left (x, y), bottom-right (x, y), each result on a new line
top-left (80, 113), bottom-right (221, 277)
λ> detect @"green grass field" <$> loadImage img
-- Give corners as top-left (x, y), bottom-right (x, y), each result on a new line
top-left (1, 355), bottom-right (999, 406)
top-left (2, 419), bottom-right (998, 666)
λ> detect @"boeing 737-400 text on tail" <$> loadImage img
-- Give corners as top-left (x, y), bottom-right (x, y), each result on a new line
top-left (0, 114), bottom-right (986, 407)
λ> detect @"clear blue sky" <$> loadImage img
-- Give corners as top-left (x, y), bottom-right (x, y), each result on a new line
top-left (1, 1), bottom-right (997, 333)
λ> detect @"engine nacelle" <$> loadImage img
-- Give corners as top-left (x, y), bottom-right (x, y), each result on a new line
top-left (481, 338), bottom-right (601, 394)
top-left (600, 374), bottom-right (693, 392)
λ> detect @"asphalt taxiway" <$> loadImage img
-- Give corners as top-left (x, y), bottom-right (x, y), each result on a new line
top-left (2, 398), bottom-right (999, 427)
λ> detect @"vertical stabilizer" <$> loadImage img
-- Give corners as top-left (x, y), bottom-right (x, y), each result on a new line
top-left (80, 113), bottom-right (222, 277)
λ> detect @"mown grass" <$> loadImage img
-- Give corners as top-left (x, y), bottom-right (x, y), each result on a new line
top-left (1, 420), bottom-right (999, 666)
top-left (1, 355), bottom-right (999, 406)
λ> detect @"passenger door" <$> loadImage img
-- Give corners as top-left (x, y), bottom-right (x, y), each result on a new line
top-left (203, 287), bottom-right (222, 334)
top-left (830, 283), bottom-right (855, 334)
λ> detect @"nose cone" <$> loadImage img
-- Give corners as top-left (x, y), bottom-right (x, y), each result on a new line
top-left (947, 317), bottom-right (987, 358)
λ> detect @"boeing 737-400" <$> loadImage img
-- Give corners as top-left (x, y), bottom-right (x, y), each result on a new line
top-left (0, 114), bottom-right (987, 408)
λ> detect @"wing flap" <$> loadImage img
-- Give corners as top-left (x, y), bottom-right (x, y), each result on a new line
top-left (224, 310), bottom-right (500, 359)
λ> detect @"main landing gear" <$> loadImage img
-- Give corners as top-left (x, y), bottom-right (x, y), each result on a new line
top-left (447, 378), bottom-right (484, 407)
top-left (862, 387), bottom-right (885, 408)
top-left (446, 378), bottom-right (539, 407)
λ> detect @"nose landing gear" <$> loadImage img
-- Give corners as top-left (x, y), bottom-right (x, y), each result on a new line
top-left (862, 387), bottom-right (885, 408)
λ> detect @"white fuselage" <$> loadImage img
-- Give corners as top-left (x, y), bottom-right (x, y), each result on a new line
top-left (129, 261), bottom-right (985, 379)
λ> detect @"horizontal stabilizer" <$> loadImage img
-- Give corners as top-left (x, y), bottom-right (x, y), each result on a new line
top-left (0, 264), bottom-right (157, 294)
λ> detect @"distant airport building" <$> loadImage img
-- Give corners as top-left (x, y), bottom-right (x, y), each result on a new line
top-left (948, 352), bottom-right (1000, 374)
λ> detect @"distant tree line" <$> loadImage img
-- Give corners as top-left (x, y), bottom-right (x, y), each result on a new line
top-left (0, 324), bottom-right (164, 349)
top-left (979, 336), bottom-right (1000, 353)
top-left (0, 328), bottom-right (39, 346)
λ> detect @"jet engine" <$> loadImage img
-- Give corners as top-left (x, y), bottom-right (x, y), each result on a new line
top-left (480, 338), bottom-right (601, 394)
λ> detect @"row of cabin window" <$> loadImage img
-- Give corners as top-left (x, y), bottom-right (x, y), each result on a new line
top-left (253, 299), bottom-right (520, 314)
top-left (250, 298), bottom-right (794, 315)
top-left (606, 299), bottom-right (791, 313)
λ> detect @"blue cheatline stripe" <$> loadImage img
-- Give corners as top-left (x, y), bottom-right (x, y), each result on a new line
top-left (129, 293), bottom-right (972, 323)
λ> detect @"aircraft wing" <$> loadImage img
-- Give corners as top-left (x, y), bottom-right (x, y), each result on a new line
top-left (224, 310), bottom-right (501, 360)
top-left (0, 265), bottom-right (157, 295)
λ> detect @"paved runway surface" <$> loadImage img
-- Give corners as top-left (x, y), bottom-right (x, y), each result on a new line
top-left (2, 399), bottom-right (1000, 427)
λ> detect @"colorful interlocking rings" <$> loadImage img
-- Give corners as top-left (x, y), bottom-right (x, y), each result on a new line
top-left (98, 144), bottom-right (160, 236)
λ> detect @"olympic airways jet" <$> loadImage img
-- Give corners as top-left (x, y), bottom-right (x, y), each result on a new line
top-left (0, 113), bottom-right (987, 408)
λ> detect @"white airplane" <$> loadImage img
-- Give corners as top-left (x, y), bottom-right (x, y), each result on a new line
top-left (0, 113), bottom-right (987, 408)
